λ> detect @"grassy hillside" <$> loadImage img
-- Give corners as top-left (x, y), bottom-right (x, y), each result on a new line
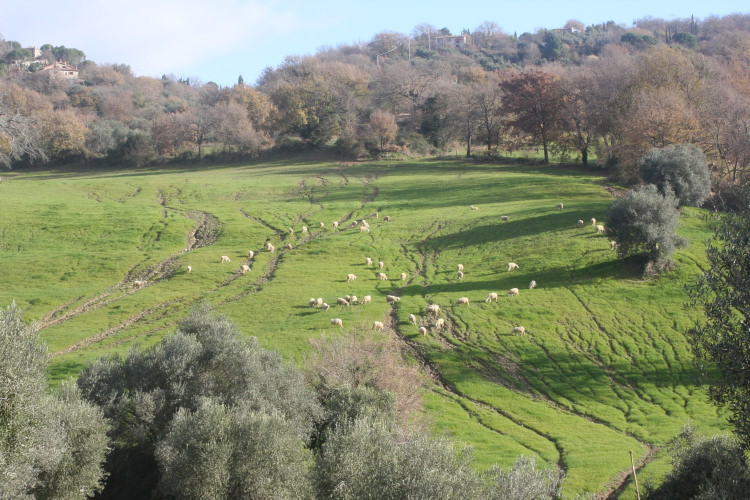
top-left (0, 158), bottom-right (726, 497)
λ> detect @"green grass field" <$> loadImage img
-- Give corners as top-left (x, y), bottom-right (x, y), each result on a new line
top-left (0, 157), bottom-right (727, 497)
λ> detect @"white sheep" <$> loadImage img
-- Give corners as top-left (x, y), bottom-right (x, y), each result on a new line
top-left (457, 263), bottom-right (464, 272)
top-left (360, 219), bottom-right (369, 227)
top-left (596, 224), bottom-right (605, 234)
top-left (378, 261), bottom-right (385, 270)
top-left (347, 273), bottom-right (357, 283)
top-left (529, 280), bottom-right (537, 289)
top-left (508, 288), bottom-right (520, 296)
top-left (308, 298), bottom-right (318, 308)
top-left (266, 242), bottom-right (275, 252)
top-left (400, 272), bottom-right (407, 281)
top-left (317, 297), bottom-right (324, 307)
top-left (288, 227), bottom-right (294, 235)
top-left (457, 270), bottom-right (464, 281)
top-left (610, 240), bottom-right (618, 250)
top-left (240, 264), bottom-right (251, 274)
top-left (470, 205), bottom-right (479, 210)
top-left (409, 313), bottom-right (417, 325)
top-left (378, 272), bottom-right (388, 281)
top-left (485, 292), bottom-right (498, 303)
top-left (331, 318), bottom-right (343, 328)
top-left (333, 221), bottom-right (339, 228)
top-left (247, 250), bottom-right (255, 259)
top-left (132, 280), bottom-right (147, 288)
top-left (283, 243), bottom-right (293, 250)
top-left (556, 203), bottom-right (564, 211)
top-left (301, 226), bottom-right (308, 233)
top-left (359, 225), bottom-right (370, 233)
top-left (336, 297), bottom-right (350, 306)
top-left (435, 318), bottom-right (445, 330)
top-left (419, 326), bottom-right (428, 336)
top-left (320, 222), bottom-right (325, 228)
top-left (457, 297), bottom-right (470, 306)
top-left (221, 255), bottom-right (231, 263)
top-left (187, 265), bottom-right (192, 273)
top-left (426, 304), bottom-right (441, 316)
top-left (366, 257), bottom-right (373, 266)
top-left (501, 215), bottom-right (509, 222)
top-left (507, 262), bottom-right (519, 271)
top-left (322, 303), bottom-right (330, 311)
top-left (372, 321), bottom-right (384, 331)
top-left (591, 218), bottom-right (597, 226)
top-left (577, 220), bottom-right (584, 228)
top-left (511, 326), bottom-right (526, 336)
top-left (362, 295), bottom-right (372, 305)
top-left (386, 295), bottom-right (400, 304)
top-left (350, 295), bottom-right (359, 305)
top-left (383, 215), bottom-right (391, 222)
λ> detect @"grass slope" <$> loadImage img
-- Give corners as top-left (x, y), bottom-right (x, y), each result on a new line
top-left (0, 158), bottom-right (726, 497)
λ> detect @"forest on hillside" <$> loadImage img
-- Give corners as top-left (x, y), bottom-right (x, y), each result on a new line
top-left (1, 13), bottom-right (750, 189)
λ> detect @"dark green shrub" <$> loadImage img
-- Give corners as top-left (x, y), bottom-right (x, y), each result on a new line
top-left (639, 144), bottom-right (710, 207)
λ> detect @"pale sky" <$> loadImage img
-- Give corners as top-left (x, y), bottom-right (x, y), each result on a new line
top-left (1, 0), bottom-right (747, 87)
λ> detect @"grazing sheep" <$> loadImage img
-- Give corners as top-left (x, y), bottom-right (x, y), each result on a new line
top-left (529, 280), bottom-right (537, 289)
top-left (320, 222), bottom-right (325, 228)
top-left (347, 273), bottom-right (357, 283)
top-left (372, 321), bottom-right (384, 331)
top-left (610, 240), bottom-right (618, 250)
top-left (266, 242), bottom-right (275, 252)
top-left (240, 264), bottom-right (251, 274)
top-left (386, 295), bottom-right (400, 304)
top-left (419, 326), bottom-right (428, 336)
top-left (511, 326), bottom-right (526, 336)
top-left (457, 263), bottom-right (464, 272)
top-left (350, 221), bottom-right (359, 228)
top-left (508, 288), bottom-right (520, 296)
top-left (596, 224), bottom-right (605, 234)
top-left (470, 205), bottom-right (479, 210)
top-left (333, 221), bottom-right (339, 228)
top-left (366, 257), bottom-right (373, 266)
top-left (400, 272), bottom-right (407, 281)
top-left (501, 215), bottom-right (509, 222)
top-left (350, 295), bottom-right (359, 305)
top-left (308, 298), bottom-right (318, 308)
top-left (577, 220), bottom-right (584, 228)
top-left (378, 261), bottom-right (385, 270)
top-left (336, 297), bottom-right (350, 306)
top-left (331, 318), bottom-right (343, 328)
top-left (457, 297), bottom-right (470, 306)
top-left (345, 295), bottom-right (351, 302)
top-left (301, 226), bottom-right (308, 233)
top-left (283, 243), bottom-right (293, 250)
top-left (317, 297), bottom-right (324, 307)
top-left (507, 262), bottom-right (519, 271)
top-left (187, 265), bottom-right (192, 273)
top-left (221, 255), bottom-right (231, 263)
top-left (435, 318), bottom-right (445, 330)
top-left (247, 250), bottom-right (255, 259)
top-left (132, 280), bottom-right (147, 288)
top-left (360, 219), bottom-right (369, 227)
top-left (485, 292), bottom-right (498, 303)
top-left (378, 272), bottom-right (388, 281)
top-left (322, 303), bottom-right (330, 311)
top-left (409, 313), bottom-right (417, 325)
top-left (362, 295), bottom-right (372, 305)
top-left (457, 270), bottom-right (464, 281)
top-left (591, 218), bottom-right (597, 226)
top-left (383, 215), bottom-right (391, 222)
top-left (359, 225), bottom-right (369, 233)
top-left (288, 227), bottom-right (294, 235)
top-left (556, 203), bottom-right (564, 210)
top-left (426, 304), bottom-right (441, 316)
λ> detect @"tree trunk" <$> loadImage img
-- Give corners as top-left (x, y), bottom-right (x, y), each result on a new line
top-left (581, 146), bottom-right (588, 165)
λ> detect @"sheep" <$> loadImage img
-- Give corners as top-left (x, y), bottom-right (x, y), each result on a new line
top-left (288, 227), bottom-right (294, 235)
top-left (366, 257), bottom-right (373, 266)
top-left (336, 297), bottom-right (350, 306)
top-left (345, 295), bottom-right (351, 302)
top-left (435, 318), bottom-right (445, 330)
top-left (301, 226), bottom-right (308, 233)
top-left (577, 220), bottom-right (584, 228)
top-left (386, 295), bottom-right (400, 304)
top-left (556, 203), bottom-right (564, 211)
top-left (383, 215), bottom-right (391, 222)
top-left (591, 218), bottom-right (597, 226)
top-left (350, 295), bottom-right (359, 305)
top-left (333, 221), bottom-right (339, 228)
top-left (400, 272), bottom-right (407, 281)
top-left (457, 263), bottom-right (464, 272)
top-left (322, 303), bottom-right (330, 311)
top-left (359, 225), bottom-right (370, 233)
top-left (596, 224), bottom-right (605, 234)
top-left (507, 262), bottom-right (519, 271)
top-left (378, 261), bottom-right (385, 270)
top-left (457, 270), bottom-right (464, 281)
top-left (362, 295), bottom-right (372, 305)
top-left (266, 242), bottom-right (275, 252)
top-left (372, 321), bottom-right (384, 331)
top-left (508, 288), bottom-right (520, 296)
top-left (426, 304), bottom-right (441, 316)
top-left (247, 250), bottom-right (255, 259)
top-left (187, 265), bottom-right (192, 273)
top-left (320, 222), bottom-right (325, 228)
top-left (350, 221), bottom-right (359, 228)
top-left (372, 211), bottom-right (379, 218)
top-left (419, 326), bottom-right (428, 336)
top-left (316, 297), bottom-right (324, 307)
top-left (221, 255), bottom-right (231, 263)
top-left (378, 272), bottom-right (388, 281)
top-left (457, 297), bottom-right (470, 306)
top-left (308, 298), bottom-right (318, 308)
top-left (485, 292), bottom-right (498, 303)
top-left (501, 215), bottom-right (509, 222)
top-left (409, 313), bottom-right (417, 325)
top-left (360, 219), bottom-right (369, 227)
top-left (132, 280), bottom-right (147, 288)
top-left (529, 280), bottom-right (537, 289)
top-left (331, 318), bottom-right (343, 328)
top-left (283, 243), bottom-right (293, 250)
top-left (347, 273), bottom-right (357, 283)
top-left (610, 240), bottom-right (618, 250)
top-left (240, 264), bottom-right (251, 274)
top-left (511, 326), bottom-right (526, 336)
top-left (470, 205), bottom-right (479, 210)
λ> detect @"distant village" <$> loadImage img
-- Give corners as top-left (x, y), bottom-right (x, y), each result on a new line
top-left (7, 46), bottom-right (79, 80)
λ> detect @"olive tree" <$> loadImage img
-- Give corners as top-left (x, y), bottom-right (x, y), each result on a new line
top-left (639, 144), bottom-right (711, 207)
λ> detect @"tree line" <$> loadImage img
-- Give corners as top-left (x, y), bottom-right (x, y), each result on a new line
top-left (0, 13), bottom-right (748, 185)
